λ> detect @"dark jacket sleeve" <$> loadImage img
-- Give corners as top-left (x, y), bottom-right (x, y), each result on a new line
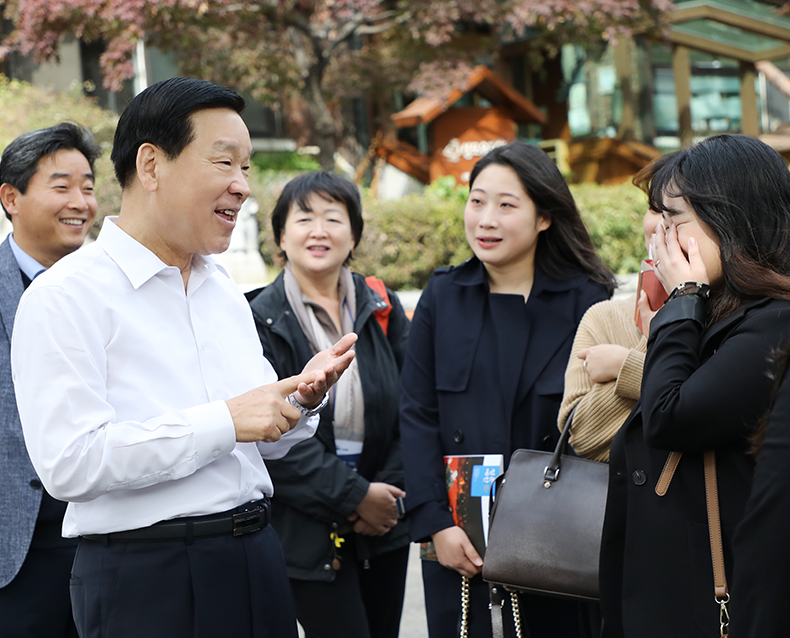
top-left (372, 288), bottom-right (409, 486)
top-left (730, 362), bottom-right (790, 637)
top-left (399, 278), bottom-right (455, 541)
top-left (641, 297), bottom-right (790, 451)
top-left (266, 435), bottom-right (370, 523)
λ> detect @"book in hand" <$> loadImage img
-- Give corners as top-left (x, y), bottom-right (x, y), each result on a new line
top-left (420, 454), bottom-right (504, 561)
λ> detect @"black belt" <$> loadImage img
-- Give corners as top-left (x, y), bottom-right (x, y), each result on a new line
top-left (81, 497), bottom-right (270, 543)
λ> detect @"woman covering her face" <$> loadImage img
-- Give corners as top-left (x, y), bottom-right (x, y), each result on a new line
top-left (247, 172), bottom-right (411, 638)
top-left (400, 141), bottom-right (616, 638)
top-left (599, 135), bottom-right (790, 638)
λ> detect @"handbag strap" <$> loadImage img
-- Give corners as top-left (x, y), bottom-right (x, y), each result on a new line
top-left (703, 450), bottom-right (730, 637)
top-left (656, 450), bottom-right (730, 636)
top-left (460, 576), bottom-right (470, 638)
top-left (488, 584), bottom-right (523, 638)
top-left (655, 451), bottom-right (682, 496)
top-left (543, 405), bottom-right (577, 483)
top-left (489, 584), bottom-right (505, 638)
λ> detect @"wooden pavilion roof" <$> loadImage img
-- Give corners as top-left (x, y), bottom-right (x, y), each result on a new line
top-left (667, 0), bottom-right (790, 62)
top-left (391, 66), bottom-right (546, 128)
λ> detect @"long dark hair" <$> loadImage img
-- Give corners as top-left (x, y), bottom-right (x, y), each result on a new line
top-left (469, 142), bottom-right (616, 294)
top-left (644, 135), bottom-right (790, 325)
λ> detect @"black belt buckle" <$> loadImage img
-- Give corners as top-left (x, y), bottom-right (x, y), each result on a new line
top-left (232, 509), bottom-right (262, 537)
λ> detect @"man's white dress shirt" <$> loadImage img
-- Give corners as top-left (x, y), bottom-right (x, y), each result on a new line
top-left (11, 217), bottom-right (316, 537)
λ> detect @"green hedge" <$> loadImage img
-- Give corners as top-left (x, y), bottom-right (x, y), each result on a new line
top-left (354, 180), bottom-right (473, 290)
top-left (251, 172), bottom-right (649, 290)
top-left (352, 181), bottom-right (647, 290)
top-left (570, 182), bottom-right (648, 276)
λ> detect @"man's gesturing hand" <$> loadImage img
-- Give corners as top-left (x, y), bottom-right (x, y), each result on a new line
top-left (294, 333), bottom-right (358, 408)
top-left (227, 372), bottom-right (320, 443)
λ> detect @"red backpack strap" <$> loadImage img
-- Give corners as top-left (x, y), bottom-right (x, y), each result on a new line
top-left (364, 276), bottom-right (391, 336)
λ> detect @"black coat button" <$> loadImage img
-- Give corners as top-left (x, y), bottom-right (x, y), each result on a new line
top-left (542, 435), bottom-right (553, 445)
top-left (632, 470), bottom-right (647, 486)
top-left (453, 430), bottom-right (464, 443)
top-left (30, 479), bottom-right (42, 490)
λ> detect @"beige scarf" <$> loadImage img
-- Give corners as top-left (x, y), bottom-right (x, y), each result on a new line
top-left (283, 265), bottom-right (365, 465)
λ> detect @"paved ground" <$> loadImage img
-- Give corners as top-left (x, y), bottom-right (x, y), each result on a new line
top-left (399, 545), bottom-right (429, 638)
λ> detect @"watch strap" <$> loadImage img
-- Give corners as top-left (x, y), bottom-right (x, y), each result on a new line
top-left (667, 281), bottom-right (711, 301)
top-left (288, 391), bottom-right (329, 417)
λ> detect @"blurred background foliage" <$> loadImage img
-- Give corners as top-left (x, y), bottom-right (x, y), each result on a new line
top-left (251, 170), bottom-right (648, 290)
top-left (0, 77), bottom-right (647, 290)
top-left (0, 76), bottom-right (120, 235)
top-left (251, 151), bottom-right (321, 173)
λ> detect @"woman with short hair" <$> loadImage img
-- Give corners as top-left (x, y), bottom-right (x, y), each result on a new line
top-left (248, 171), bottom-right (410, 638)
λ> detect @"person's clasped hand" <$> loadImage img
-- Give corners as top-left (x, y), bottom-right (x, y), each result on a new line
top-left (578, 344), bottom-right (630, 384)
top-left (348, 482), bottom-right (405, 536)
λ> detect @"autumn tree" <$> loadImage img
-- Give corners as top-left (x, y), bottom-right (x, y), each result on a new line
top-left (0, 0), bottom-right (673, 169)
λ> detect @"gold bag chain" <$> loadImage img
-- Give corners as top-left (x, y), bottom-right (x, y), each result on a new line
top-left (459, 576), bottom-right (522, 637)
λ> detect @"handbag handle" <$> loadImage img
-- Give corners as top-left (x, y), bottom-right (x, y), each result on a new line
top-left (656, 450), bottom-right (730, 637)
top-left (543, 406), bottom-right (577, 484)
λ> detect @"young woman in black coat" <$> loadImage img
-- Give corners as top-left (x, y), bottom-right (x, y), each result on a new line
top-left (247, 172), bottom-right (411, 638)
top-left (400, 141), bottom-right (616, 638)
top-left (599, 134), bottom-right (790, 638)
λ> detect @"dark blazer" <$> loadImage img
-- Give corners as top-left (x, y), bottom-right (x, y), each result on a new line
top-left (0, 236), bottom-right (42, 587)
top-left (248, 270), bottom-right (411, 581)
top-left (400, 257), bottom-right (610, 541)
top-left (600, 295), bottom-right (790, 638)
top-left (730, 354), bottom-right (790, 637)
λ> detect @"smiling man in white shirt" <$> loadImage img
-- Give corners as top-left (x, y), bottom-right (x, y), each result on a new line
top-left (11, 77), bottom-right (356, 638)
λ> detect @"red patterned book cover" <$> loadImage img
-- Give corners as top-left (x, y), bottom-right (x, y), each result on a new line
top-left (420, 454), bottom-right (504, 561)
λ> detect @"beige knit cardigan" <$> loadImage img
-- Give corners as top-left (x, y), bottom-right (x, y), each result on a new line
top-left (557, 296), bottom-right (646, 462)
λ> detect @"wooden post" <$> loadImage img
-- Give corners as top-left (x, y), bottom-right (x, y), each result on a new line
top-left (614, 38), bottom-right (635, 141)
top-left (739, 61), bottom-right (760, 137)
top-left (672, 45), bottom-right (693, 148)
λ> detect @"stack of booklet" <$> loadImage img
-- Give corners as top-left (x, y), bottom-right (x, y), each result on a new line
top-left (421, 454), bottom-right (504, 560)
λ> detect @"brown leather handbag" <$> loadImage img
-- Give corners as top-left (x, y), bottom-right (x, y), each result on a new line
top-left (481, 409), bottom-right (608, 635)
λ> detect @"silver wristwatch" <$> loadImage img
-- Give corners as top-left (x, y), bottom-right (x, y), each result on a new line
top-left (288, 392), bottom-right (329, 417)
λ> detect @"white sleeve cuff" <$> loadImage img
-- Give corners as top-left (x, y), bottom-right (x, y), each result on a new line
top-left (257, 413), bottom-right (320, 460)
top-left (183, 401), bottom-right (238, 469)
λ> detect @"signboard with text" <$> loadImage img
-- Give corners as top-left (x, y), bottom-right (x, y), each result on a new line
top-left (430, 107), bottom-right (517, 184)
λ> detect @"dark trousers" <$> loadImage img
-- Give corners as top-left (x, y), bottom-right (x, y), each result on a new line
top-left (0, 544), bottom-right (78, 638)
top-left (290, 540), bottom-right (410, 638)
top-left (0, 491), bottom-right (77, 638)
top-left (422, 560), bottom-right (594, 638)
top-left (71, 524), bottom-right (297, 638)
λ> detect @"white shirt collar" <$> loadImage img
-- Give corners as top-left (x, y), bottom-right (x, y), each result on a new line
top-left (8, 233), bottom-right (46, 281)
top-left (97, 216), bottom-right (227, 290)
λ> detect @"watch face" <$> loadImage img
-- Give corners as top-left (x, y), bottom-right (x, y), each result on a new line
top-left (675, 282), bottom-right (710, 298)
